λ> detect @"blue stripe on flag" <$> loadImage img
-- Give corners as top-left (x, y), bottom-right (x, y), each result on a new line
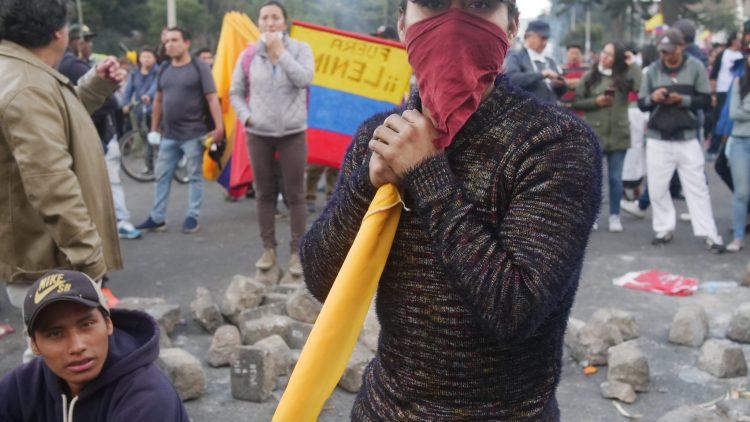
top-left (308, 85), bottom-right (397, 136)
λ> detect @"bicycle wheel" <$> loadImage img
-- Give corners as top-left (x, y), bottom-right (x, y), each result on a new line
top-left (120, 130), bottom-right (156, 182)
top-left (173, 156), bottom-right (189, 184)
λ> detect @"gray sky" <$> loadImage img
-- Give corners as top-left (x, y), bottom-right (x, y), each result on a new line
top-left (518, 0), bottom-right (551, 20)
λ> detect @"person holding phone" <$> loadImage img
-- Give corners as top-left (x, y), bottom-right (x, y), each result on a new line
top-left (572, 41), bottom-right (641, 232)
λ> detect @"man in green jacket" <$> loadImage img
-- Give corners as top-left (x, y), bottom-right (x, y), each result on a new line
top-left (0, 0), bottom-right (124, 309)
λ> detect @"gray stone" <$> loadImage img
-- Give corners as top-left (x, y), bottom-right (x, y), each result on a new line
top-left (600, 380), bottom-right (637, 404)
top-left (254, 334), bottom-right (292, 376)
top-left (261, 292), bottom-right (289, 306)
top-left (727, 303), bottom-right (750, 343)
top-left (657, 405), bottom-right (727, 422)
top-left (669, 304), bottom-right (709, 347)
top-left (159, 327), bottom-right (172, 349)
top-left (118, 297), bottom-right (182, 335)
top-left (255, 265), bottom-right (283, 288)
top-left (240, 315), bottom-right (292, 345)
top-left (279, 271), bottom-right (303, 285)
top-left (607, 340), bottom-right (650, 392)
top-left (238, 302), bottom-right (287, 323)
top-left (716, 399), bottom-right (750, 420)
top-left (190, 287), bottom-right (224, 334)
top-left (290, 349), bottom-right (302, 372)
top-left (359, 304), bottom-right (380, 352)
top-left (338, 343), bottom-right (375, 393)
top-left (273, 284), bottom-right (302, 295)
top-left (285, 287), bottom-right (322, 324)
top-left (207, 325), bottom-right (241, 367)
top-left (698, 339), bottom-right (748, 378)
top-left (567, 320), bottom-right (623, 366)
top-left (276, 375), bottom-right (289, 391)
top-left (157, 348), bottom-right (206, 401)
top-left (284, 320), bottom-right (313, 349)
top-left (231, 346), bottom-right (276, 402)
top-left (590, 308), bottom-right (639, 340)
top-left (220, 275), bottom-right (267, 325)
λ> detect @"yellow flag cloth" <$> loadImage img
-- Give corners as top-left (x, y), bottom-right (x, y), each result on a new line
top-left (645, 13), bottom-right (664, 32)
top-left (273, 183), bottom-right (404, 421)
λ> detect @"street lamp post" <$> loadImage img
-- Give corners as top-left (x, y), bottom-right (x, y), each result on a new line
top-left (167, 0), bottom-right (176, 27)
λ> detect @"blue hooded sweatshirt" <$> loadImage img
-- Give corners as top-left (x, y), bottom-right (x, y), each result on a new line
top-left (0, 309), bottom-right (189, 422)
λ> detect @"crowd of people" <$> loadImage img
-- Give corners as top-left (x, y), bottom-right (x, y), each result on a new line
top-left (0, 0), bottom-right (748, 420)
top-left (507, 18), bottom-right (750, 254)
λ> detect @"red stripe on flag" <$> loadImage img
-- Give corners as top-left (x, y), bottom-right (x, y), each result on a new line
top-left (307, 129), bottom-right (351, 168)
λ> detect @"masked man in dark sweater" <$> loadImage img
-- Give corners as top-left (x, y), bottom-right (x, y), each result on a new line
top-left (300, 0), bottom-right (601, 420)
top-left (0, 270), bottom-right (189, 421)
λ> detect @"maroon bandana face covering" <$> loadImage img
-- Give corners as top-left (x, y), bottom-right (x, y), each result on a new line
top-left (405, 8), bottom-right (510, 148)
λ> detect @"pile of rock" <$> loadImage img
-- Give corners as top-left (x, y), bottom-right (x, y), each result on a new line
top-left (195, 266), bottom-right (377, 403)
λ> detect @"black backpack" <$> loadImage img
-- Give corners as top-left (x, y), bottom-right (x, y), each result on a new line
top-left (157, 57), bottom-right (216, 132)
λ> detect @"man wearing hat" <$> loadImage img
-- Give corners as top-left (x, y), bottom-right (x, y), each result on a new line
top-left (504, 19), bottom-right (567, 104)
top-left (637, 28), bottom-right (724, 253)
top-left (0, 270), bottom-right (189, 421)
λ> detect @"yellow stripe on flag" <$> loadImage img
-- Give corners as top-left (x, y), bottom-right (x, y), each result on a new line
top-left (273, 184), bottom-right (404, 421)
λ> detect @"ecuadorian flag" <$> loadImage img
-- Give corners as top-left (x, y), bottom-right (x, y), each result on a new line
top-left (290, 21), bottom-right (412, 168)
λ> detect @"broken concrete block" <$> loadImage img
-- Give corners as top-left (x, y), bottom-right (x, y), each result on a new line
top-left (567, 320), bottom-right (623, 366)
top-left (220, 275), bottom-right (267, 325)
top-left (657, 405), bottom-right (727, 422)
top-left (359, 304), bottom-right (380, 352)
top-left (286, 287), bottom-right (322, 324)
top-left (338, 343), bottom-right (375, 393)
top-left (207, 325), bottom-right (241, 368)
top-left (600, 380), bottom-right (637, 404)
top-left (290, 349), bottom-right (301, 372)
top-left (590, 308), bottom-right (639, 340)
top-left (231, 346), bottom-right (276, 402)
top-left (261, 292), bottom-right (289, 306)
top-left (273, 284), bottom-right (302, 295)
top-left (255, 265), bottom-right (282, 288)
top-left (118, 297), bottom-right (181, 335)
top-left (158, 348), bottom-right (206, 401)
top-left (716, 398), bottom-right (750, 420)
top-left (254, 334), bottom-right (292, 376)
top-left (727, 303), bottom-right (750, 343)
top-left (190, 287), bottom-right (224, 334)
top-left (607, 340), bottom-right (650, 392)
top-left (669, 304), bottom-right (709, 347)
top-left (238, 302), bottom-right (287, 324)
top-left (159, 327), bottom-right (172, 349)
top-left (240, 315), bottom-right (292, 345)
top-left (284, 320), bottom-right (313, 349)
top-left (697, 339), bottom-right (748, 378)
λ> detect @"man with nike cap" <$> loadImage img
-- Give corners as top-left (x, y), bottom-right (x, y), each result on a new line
top-left (0, 270), bottom-right (189, 421)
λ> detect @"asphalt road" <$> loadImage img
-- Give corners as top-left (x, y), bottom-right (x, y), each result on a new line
top-left (2, 161), bottom-right (750, 422)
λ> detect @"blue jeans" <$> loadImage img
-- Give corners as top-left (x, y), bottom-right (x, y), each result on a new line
top-left (150, 137), bottom-right (204, 223)
top-left (105, 137), bottom-right (130, 222)
top-left (729, 136), bottom-right (750, 241)
top-left (604, 150), bottom-right (626, 215)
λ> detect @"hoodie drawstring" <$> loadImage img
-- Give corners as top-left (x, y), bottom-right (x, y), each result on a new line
top-left (61, 394), bottom-right (79, 422)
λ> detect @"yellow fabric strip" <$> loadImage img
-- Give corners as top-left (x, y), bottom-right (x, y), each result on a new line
top-left (273, 183), bottom-right (403, 421)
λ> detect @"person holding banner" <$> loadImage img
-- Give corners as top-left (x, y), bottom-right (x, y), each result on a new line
top-left (300, 0), bottom-right (601, 420)
top-left (230, 0), bottom-right (313, 276)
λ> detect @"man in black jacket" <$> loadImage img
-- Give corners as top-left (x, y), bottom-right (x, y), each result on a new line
top-left (0, 270), bottom-right (189, 421)
top-left (638, 29), bottom-right (724, 253)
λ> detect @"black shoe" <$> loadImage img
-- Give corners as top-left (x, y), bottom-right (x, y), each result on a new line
top-left (651, 231), bottom-right (673, 246)
top-left (705, 238), bottom-right (725, 254)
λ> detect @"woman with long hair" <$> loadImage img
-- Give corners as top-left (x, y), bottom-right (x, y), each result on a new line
top-left (727, 54), bottom-right (750, 251)
top-left (229, 0), bottom-right (314, 275)
top-left (573, 41), bottom-right (641, 232)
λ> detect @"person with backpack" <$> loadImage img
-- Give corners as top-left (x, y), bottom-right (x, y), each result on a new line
top-left (229, 0), bottom-right (314, 276)
top-left (136, 27), bottom-right (223, 234)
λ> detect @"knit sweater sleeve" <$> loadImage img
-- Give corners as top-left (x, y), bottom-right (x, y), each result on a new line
top-left (402, 125), bottom-right (601, 344)
top-left (300, 114), bottom-right (385, 302)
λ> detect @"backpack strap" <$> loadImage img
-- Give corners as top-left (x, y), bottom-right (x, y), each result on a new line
top-left (241, 43), bottom-right (256, 100)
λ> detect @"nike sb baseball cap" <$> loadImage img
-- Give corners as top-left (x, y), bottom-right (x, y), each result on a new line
top-left (23, 270), bottom-right (110, 333)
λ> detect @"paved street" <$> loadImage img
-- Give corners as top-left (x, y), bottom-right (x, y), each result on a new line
top-left (2, 163), bottom-right (750, 421)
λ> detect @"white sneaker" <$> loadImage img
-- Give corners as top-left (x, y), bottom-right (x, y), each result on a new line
top-left (608, 215), bottom-right (623, 233)
top-left (620, 200), bottom-right (645, 219)
top-left (592, 222), bottom-right (599, 231)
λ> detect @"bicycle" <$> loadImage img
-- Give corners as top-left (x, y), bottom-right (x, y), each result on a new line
top-left (119, 101), bottom-right (188, 184)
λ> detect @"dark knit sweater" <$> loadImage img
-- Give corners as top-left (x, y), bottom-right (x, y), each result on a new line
top-left (300, 77), bottom-right (602, 421)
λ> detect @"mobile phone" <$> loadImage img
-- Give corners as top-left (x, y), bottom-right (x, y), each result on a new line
top-left (604, 88), bottom-right (615, 97)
